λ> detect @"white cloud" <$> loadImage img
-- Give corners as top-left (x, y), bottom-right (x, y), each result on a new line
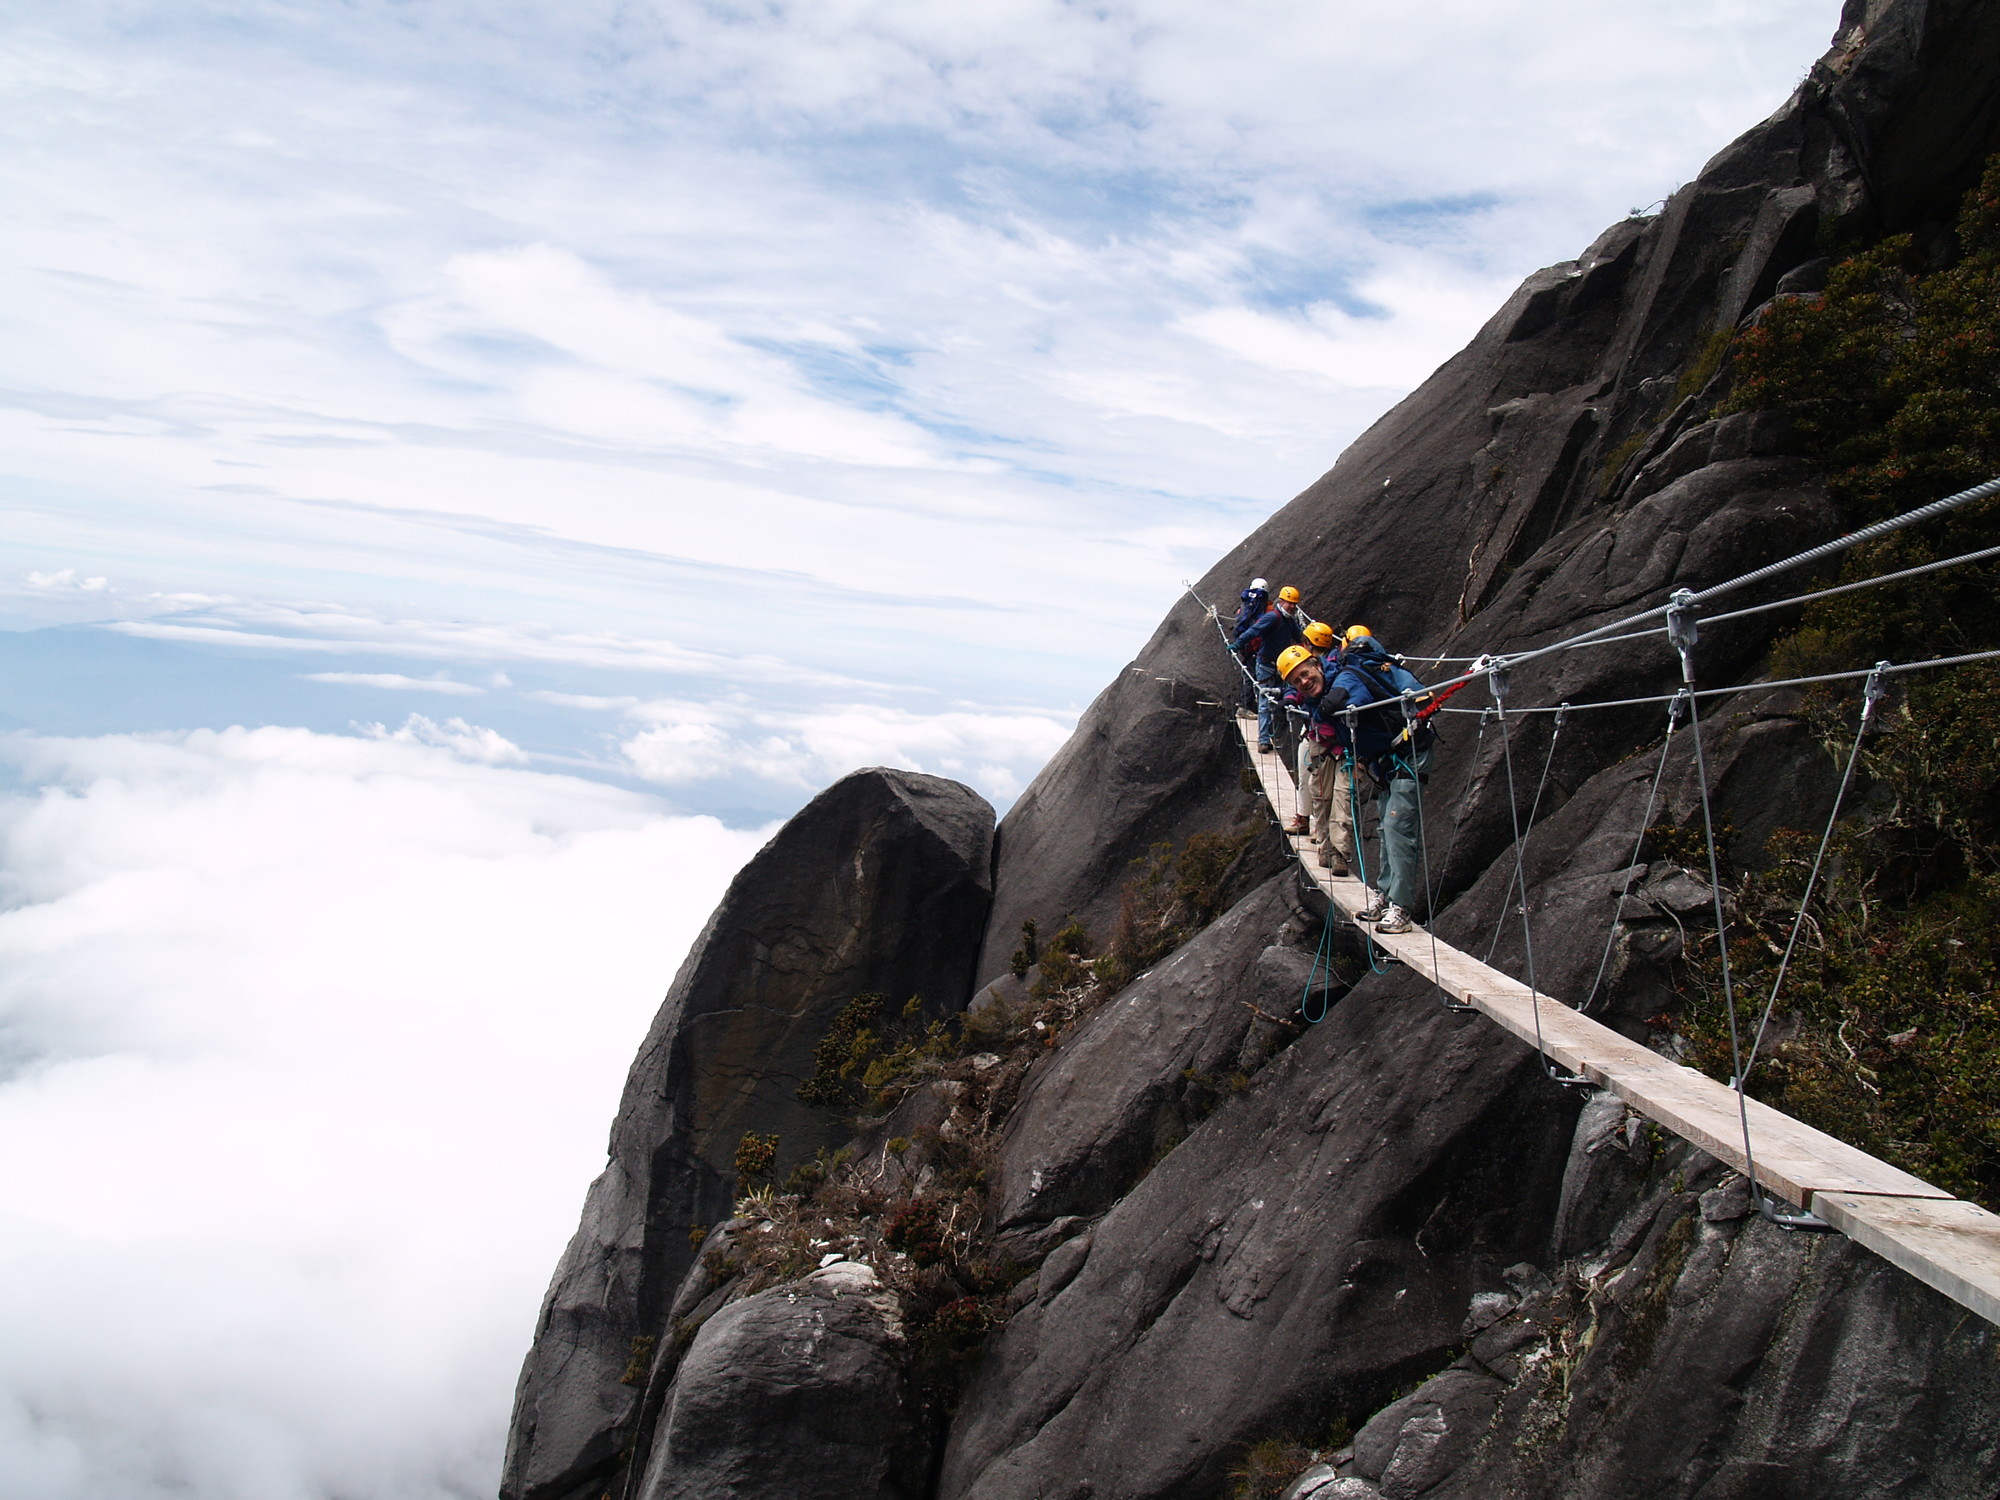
top-left (619, 695), bottom-right (1075, 802)
top-left (0, 1), bottom-right (1837, 692)
top-left (25, 569), bottom-right (108, 592)
top-left (359, 713), bottom-right (527, 765)
top-left (301, 672), bottom-right (484, 695)
top-left (0, 727), bottom-right (770, 1500)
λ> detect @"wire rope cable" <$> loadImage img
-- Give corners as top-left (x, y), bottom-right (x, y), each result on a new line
top-left (1428, 644), bottom-right (2000, 718)
top-left (1489, 664), bottom-right (1590, 1086)
top-left (1740, 663), bottom-right (1890, 1079)
top-left (1579, 690), bottom-right (1688, 1015)
top-left (1666, 590), bottom-right (1831, 1230)
top-left (1484, 701), bottom-right (1568, 963)
top-left (1411, 474), bottom-right (2000, 701)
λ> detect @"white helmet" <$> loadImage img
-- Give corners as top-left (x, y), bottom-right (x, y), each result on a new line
top-left (1249, 576), bottom-right (1269, 592)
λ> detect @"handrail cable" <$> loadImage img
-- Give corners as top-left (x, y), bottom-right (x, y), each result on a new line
top-left (1429, 644), bottom-right (2000, 717)
top-left (1410, 474), bottom-right (2000, 701)
top-left (1511, 538), bottom-right (2000, 661)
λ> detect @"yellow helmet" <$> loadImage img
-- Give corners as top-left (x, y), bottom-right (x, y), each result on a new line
top-left (1303, 621), bottom-right (1335, 650)
top-left (1275, 644), bottom-right (1318, 681)
top-left (1344, 624), bottom-right (1373, 643)
top-left (1277, 586), bottom-right (1302, 605)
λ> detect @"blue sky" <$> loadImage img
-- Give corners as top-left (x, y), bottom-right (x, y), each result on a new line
top-left (2, 0), bottom-right (1836, 818)
top-left (0, 2), bottom-right (1838, 1496)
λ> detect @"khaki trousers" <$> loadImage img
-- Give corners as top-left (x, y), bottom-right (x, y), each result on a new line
top-left (1301, 746), bottom-right (1353, 869)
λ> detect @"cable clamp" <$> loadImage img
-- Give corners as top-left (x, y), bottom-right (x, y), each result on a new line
top-left (1483, 656), bottom-right (1511, 709)
top-left (1861, 660), bottom-right (1890, 721)
top-left (1666, 588), bottom-right (1700, 682)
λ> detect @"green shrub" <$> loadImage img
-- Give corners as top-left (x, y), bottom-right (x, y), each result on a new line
top-left (733, 1131), bottom-right (779, 1193)
top-left (799, 992), bottom-right (954, 1112)
top-left (1666, 160), bottom-right (2000, 1207)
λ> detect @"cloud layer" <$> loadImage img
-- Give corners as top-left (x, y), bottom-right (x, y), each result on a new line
top-left (0, 727), bottom-right (770, 1499)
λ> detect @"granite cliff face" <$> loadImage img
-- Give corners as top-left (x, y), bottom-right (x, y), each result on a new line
top-left (503, 768), bottom-right (993, 1500)
top-left (504, 4), bottom-right (2000, 1497)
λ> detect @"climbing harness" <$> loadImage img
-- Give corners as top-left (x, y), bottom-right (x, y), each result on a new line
top-left (1578, 689), bottom-right (1688, 1015)
top-left (1489, 661), bottom-right (1590, 1088)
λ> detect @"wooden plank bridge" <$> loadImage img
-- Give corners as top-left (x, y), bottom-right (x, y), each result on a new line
top-left (1240, 718), bottom-right (2000, 1328)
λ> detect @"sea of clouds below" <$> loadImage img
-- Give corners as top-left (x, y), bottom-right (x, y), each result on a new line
top-left (0, 726), bottom-right (771, 1499)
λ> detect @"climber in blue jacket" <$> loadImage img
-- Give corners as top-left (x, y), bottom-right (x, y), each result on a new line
top-left (1225, 585), bottom-right (1307, 753)
top-left (1230, 578), bottom-right (1271, 711)
top-left (1321, 626), bottom-right (1434, 934)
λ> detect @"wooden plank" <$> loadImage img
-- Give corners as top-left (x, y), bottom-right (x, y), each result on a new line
top-left (1813, 1194), bottom-right (2000, 1329)
top-left (1238, 714), bottom-right (1952, 1215)
top-left (1237, 716), bottom-right (1997, 1326)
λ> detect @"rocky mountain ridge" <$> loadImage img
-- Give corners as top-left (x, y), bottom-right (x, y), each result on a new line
top-left (502, 3), bottom-right (2000, 1496)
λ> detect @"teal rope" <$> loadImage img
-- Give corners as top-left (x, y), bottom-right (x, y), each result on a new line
top-left (1302, 906), bottom-right (1339, 1022)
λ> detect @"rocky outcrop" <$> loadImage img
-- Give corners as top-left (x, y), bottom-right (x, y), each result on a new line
top-left (989, 873), bottom-right (1323, 1229)
top-left (629, 1262), bottom-right (921, 1500)
top-left (937, 965), bottom-right (1580, 1499)
top-left (502, 769), bottom-right (993, 1500)
top-left (1329, 1097), bottom-right (2000, 1500)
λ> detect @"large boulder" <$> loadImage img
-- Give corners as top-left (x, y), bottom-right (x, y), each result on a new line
top-left (502, 769), bottom-right (994, 1500)
top-left (630, 1262), bottom-right (920, 1500)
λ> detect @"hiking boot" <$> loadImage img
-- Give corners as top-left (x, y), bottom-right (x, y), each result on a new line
top-left (1285, 814), bottom-right (1310, 834)
top-left (1258, 741), bottom-right (1275, 754)
top-left (1356, 892), bottom-right (1388, 922)
top-left (1317, 846), bottom-right (1347, 875)
top-left (1375, 904), bottom-right (1415, 935)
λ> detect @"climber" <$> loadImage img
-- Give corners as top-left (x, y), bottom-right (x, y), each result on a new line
top-left (1284, 620), bottom-right (1344, 836)
top-left (1276, 643), bottom-right (1353, 874)
top-left (1324, 627), bottom-right (1435, 934)
top-left (1226, 586), bottom-right (1307, 753)
top-left (1231, 578), bottom-right (1271, 712)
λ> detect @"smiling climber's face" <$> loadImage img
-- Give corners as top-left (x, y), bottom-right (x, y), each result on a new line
top-left (1292, 661), bottom-right (1325, 697)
